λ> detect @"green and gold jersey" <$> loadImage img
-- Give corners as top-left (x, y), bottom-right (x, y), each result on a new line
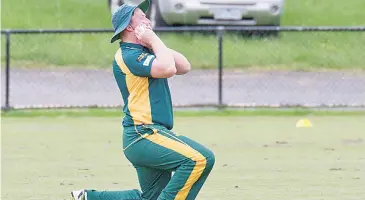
top-left (113, 42), bottom-right (174, 130)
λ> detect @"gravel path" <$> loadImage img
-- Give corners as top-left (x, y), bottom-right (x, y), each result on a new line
top-left (2, 68), bottom-right (365, 108)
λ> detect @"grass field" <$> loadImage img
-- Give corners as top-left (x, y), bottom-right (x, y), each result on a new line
top-left (2, 115), bottom-right (365, 200)
top-left (1, 0), bottom-right (365, 70)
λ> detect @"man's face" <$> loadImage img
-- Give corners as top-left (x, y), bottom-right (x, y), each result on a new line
top-left (129, 8), bottom-right (151, 30)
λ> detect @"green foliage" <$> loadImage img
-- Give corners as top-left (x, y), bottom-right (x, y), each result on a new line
top-left (1, 0), bottom-right (365, 70)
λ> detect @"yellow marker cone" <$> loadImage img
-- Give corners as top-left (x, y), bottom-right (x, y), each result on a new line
top-left (296, 118), bottom-right (313, 128)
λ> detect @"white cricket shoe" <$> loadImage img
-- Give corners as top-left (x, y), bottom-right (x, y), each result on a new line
top-left (71, 189), bottom-right (87, 200)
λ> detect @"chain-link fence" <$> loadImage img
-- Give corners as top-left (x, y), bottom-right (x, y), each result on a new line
top-left (1, 26), bottom-right (365, 110)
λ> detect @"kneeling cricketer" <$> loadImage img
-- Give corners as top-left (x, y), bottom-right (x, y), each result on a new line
top-left (71, 0), bottom-right (215, 199)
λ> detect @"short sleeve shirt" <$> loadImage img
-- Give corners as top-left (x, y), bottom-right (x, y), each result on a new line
top-left (112, 42), bottom-right (174, 130)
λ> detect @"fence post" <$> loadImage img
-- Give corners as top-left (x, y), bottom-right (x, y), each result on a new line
top-left (4, 31), bottom-right (11, 111)
top-left (217, 26), bottom-right (224, 110)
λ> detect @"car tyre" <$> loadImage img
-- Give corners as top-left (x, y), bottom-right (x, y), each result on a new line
top-left (239, 24), bottom-right (280, 38)
top-left (149, 0), bottom-right (169, 28)
top-left (108, 0), bottom-right (124, 14)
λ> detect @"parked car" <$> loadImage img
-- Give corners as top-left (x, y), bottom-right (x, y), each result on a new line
top-left (108, 0), bottom-right (284, 28)
top-left (108, 0), bottom-right (124, 14)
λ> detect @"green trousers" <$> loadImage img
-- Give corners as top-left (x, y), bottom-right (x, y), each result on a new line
top-left (86, 124), bottom-right (215, 200)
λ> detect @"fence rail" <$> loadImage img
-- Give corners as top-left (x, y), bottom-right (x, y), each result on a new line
top-left (2, 26), bottom-right (365, 111)
top-left (2, 26), bottom-right (365, 34)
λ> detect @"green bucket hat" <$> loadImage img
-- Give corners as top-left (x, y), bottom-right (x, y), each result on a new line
top-left (110, 0), bottom-right (150, 43)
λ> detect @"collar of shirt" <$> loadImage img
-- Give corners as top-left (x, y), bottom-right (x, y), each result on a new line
top-left (120, 42), bottom-right (144, 50)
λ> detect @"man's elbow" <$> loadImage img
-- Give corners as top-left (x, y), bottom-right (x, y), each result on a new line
top-left (184, 62), bottom-right (192, 73)
top-left (165, 66), bottom-right (177, 77)
top-left (177, 62), bottom-right (191, 75)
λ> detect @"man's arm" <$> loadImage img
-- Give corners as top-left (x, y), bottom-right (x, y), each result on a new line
top-left (149, 37), bottom-right (176, 78)
top-left (135, 24), bottom-right (176, 78)
top-left (170, 49), bottom-right (191, 75)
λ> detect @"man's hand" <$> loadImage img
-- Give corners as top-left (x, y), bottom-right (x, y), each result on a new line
top-left (134, 24), bottom-right (157, 48)
top-left (135, 23), bottom-right (154, 48)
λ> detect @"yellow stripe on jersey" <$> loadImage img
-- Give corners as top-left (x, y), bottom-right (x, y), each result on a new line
top-left (115, 48), bottom-right (152, 125)
top-left (146, 131), bottom-right (207, 200)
